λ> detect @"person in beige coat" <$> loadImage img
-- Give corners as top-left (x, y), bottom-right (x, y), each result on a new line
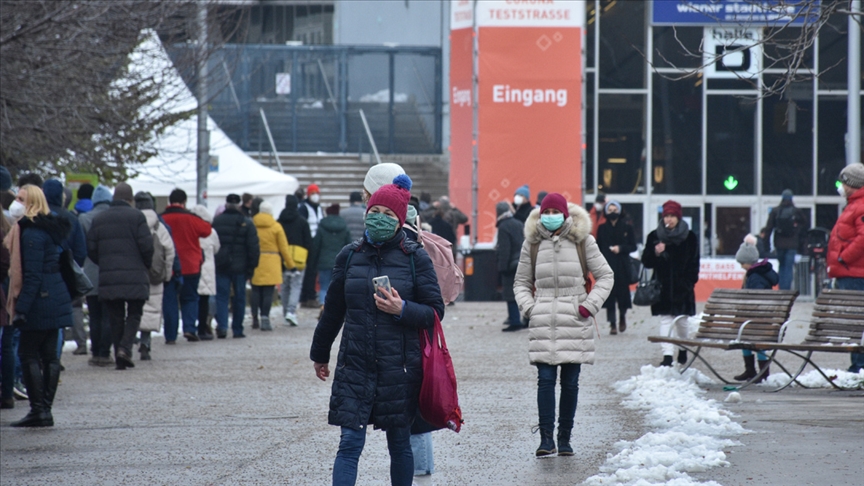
top-left (191, 205), bottom-right (220, 340)
top-left (134, 193), bottom-right (175, 361)
top-left (513, 193), bottom-right (613, 458)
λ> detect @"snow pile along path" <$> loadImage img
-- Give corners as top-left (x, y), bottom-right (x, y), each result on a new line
top-left (761, 368), bottom-right (864, 390)
top-left (585, 366), bottom-right (746, 486)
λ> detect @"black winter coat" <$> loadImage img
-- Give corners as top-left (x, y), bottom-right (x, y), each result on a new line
top-left (597, 218), bottom-right (637, 309)
top-left (513, 202), bottom-right (532, 223)
top-left (87, 201), bottom-right (154, 301)
top-left (641, 228), bottom-right (700, 316)
top-left (278, 201), bottom-right (313, 250)
top-left (213, 207), bottom-right (260, 277)
top-left (744, 260), bottom-right (779, 290)
top-left (310, 231), bottom-right (445, 431)
top-left (496, 215), bottom-right (524, 302)
top-left (14, 214), bottom-right (73, 331)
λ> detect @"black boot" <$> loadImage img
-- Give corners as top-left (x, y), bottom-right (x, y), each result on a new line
top-left (251, 314), bottom-right (260, 330)
top-left (660, 355), bottom-right (674, 367)
top-left (677, 350), bottom-right (688, 365)
top-left (11, 361), bottom-right (53, 427)
top-left (42, 361), bottom-right (60, 420)
top-left (557, 429), bottom-right (574, 456)
top-left (609, 322), bottom-right (617, 335)
top-left (619, 315), bottom-right (627, 333)
top-left (734, 355), bottom-right (757, 381)
top-left (755, 360), bottom-right (770, 383)
top-left (536, 429), bottom-right (557, 457)
top-left (139, 344), bottom-right (151, 361)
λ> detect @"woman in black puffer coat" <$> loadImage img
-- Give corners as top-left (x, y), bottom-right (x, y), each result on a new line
top-left (310, 175), bottom-right (444, 486)
top-left (7, 185), bottom-right (73, 427)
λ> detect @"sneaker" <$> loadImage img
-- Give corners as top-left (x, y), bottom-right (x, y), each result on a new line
top-left (13, 381), bottom-right (27, 400)
top-left (72, 346), bottom-right (88, 355)
top-left (285, 313), bottom-right (298, 327)
top-left (183, 332), bottom-right (200, 342)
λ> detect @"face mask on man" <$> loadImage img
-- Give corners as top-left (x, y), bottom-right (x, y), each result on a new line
top-left (365, 212), bottom-right (399, 242)
top-left (310, 194), bottom-right (320, 204)
top-left (9, 200), bottom-right (25, 219)
top-left (594, 203), bottom-right (604, 212)
top-left (540, 213), bottom-right (565, 231)
top-left (837, 184), bottom-right (848, 197)
top-left (513, 195), bottom-right (525, 206)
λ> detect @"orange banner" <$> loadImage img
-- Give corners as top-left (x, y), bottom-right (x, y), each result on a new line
top-left (449, 2), bottom-right (474, 229)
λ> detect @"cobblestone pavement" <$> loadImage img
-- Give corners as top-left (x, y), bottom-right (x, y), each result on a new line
top-left (1, 300), bottom-right (861, 485)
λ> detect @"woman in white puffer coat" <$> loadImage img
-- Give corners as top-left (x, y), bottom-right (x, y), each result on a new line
top-left (191, 205), bottom-right (221, 340)
top-left (513, 193), bottom-right (614, 458)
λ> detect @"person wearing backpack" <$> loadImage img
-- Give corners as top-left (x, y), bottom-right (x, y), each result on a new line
top-left (764, 189), bottom-right (806, 290)
top-left (133, 192), bottom-right (176, 361)
top-left (513, 193), bottom-right (614, 458)
top-left (733, 235), bottom-right (778, 382)
top-left (277, 194), bottom-right (311, 327)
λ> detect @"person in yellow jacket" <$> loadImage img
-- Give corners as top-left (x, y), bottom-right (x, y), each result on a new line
top-left (251, 201), bottom-right (294, 331)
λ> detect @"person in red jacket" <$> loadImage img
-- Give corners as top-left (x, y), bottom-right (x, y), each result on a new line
top-left (161, 189), bottom-right (213, 342)
top-left (827, 163), bottom-right (864, 373)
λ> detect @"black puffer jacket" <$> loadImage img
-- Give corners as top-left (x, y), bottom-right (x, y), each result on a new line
top-left (278, 195), bottom-right (313, 249)
top-left (597, 218), bottom-right (637, 309)
top-left (496, 214), bottom-right (524, 302)
top-left (641, 227), bottom-right (700, 316)
top-left (86, 201), bottom-right (153, 301)
top-left (14, 214), bottom-right (73, 331)
top-left (310, 231), bottom-right (445, 431)
top-left (212, 206), bottom-right (260, 277)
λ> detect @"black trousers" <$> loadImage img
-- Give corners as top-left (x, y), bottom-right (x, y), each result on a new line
top-left (86, 296), bottom-right (110, 358)
top-left (104, 300), bottom-right (144, 356)
top-left (18, 329), bottom-right (60, 372)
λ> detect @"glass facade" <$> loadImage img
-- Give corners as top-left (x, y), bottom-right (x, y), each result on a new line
top-left (584, 0), bottom-right (862, 256)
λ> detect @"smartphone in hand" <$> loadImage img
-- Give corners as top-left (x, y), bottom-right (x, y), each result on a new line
top-left (372, 275), bottom-right (391, 298)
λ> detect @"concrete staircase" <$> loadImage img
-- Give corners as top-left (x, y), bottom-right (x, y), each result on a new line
top-left (248, 152), bottom-right (450, 207)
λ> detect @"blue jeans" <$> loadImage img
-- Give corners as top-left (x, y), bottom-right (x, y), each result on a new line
top-left (163, 279), bottom-right (180, 342)
top-left (333, 426), bottom-right (413, 486)
top-left (742, 349), bottom-right (769, 360)
top-left (506, 301), bottom-right (521, 325)
top-left (216, 273), bottom-right (247, 336)
top-left (776, 248), bottom-right (796, 291)
top-left (536, 363), bottom-right (581, 433)
top-left (410, 432), bottom-right (434, 476)
top-left (318, 268), bottom-right (333, 305)
top-left (835, 277), bottom-right (864, 372)
top-left (180, 274), bottom-right (201, 334)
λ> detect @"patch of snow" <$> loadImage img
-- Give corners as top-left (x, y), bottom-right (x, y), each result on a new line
top-left (760, 368), bottom-right (864, 389)
top-left (585, 365), bottom-right (746, 486)
top-left (724, 392), bottom-right (742, 403)
top-left (360, 89), bottom-right (408, 103)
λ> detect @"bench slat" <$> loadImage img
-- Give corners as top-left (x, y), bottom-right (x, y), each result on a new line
top-left (807, 329), bottom-right (864, 339)
top-left (810, 322), bottom-right (864, 333)
top-left (705, 304), bottom-right (795, 314)
top-left (697, 332), bottom-right (779, 341)
top-left (814, 298), bottom-right (864, 307)
top-left (813, 304), bottom-right (864, 315)
top-left (741, 342), bottom-right (863, 352)
top-left (700, 316), bottom-right (786, 325)
top-left (707, 297), bottom-right (796, 306)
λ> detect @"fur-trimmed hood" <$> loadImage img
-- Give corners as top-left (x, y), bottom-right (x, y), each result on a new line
top-left (19, 213), bottom-right (71, 245)
top-left (523, 202), bottom-right (592, 245)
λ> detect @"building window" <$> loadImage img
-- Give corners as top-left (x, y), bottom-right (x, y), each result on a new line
top-left (817, 11), bottom-right (848, 91)
top-left (598, 94), bottom-right (646, 195)
top-left (762, 78), bottom-right (814, 196)
top-left (817, 96), bottom-right (849, 195)
top-left (652, 27), bottom-right (703, 69)
top-left (652, 75), bottom-right (702, 194)
top-left (586, 73), bottom-right (595, 194)
top-left (598, 0), bottom-right (645, 89)
top-left (707, 96), bottom-right (757, 195)
top-left (586, 1), bottom-right (596, 69)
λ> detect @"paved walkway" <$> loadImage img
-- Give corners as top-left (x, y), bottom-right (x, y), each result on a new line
top-left (1, 301), bottom-right (861, 485)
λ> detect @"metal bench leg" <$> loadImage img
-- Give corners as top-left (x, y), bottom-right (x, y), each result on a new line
top-left (680, 345), bottom-right (737, 385)
top-left (768, 350), bottom-right (818, 392)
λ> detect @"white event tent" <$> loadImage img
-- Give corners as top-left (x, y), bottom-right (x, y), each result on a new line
top-left (126, 32), bottom-right (297, 214)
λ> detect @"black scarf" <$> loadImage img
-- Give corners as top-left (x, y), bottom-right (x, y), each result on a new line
top-left (656, 219), bottom-right (689, 245)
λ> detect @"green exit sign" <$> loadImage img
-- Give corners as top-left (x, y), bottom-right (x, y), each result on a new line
top-left (723, 176), bottom-right (739, 191)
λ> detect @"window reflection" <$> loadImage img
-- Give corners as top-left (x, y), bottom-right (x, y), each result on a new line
top-left (652, 75), bottom-right (702, 194)
top-left (598, 94), bottom-right (646, 194)
top-left (598, 0), bottom-right (645, 89)
top-left (707, 96), bottom-right (756, 195)
top-left (762, 79), bottom-right (813, 195)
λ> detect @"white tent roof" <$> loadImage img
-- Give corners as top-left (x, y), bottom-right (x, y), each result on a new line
top-left (125, 32), bottom-right (297, 213)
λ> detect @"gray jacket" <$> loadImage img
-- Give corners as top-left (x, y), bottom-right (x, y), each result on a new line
top-left (341, 203), bottom-right (366, 241)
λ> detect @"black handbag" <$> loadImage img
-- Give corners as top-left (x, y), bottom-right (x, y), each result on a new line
top-left (59, 246), bottom-right (93, 298)
top-left (628, 257), bottom-right (642, 285)
top-left (633, 267), bottom-right (661, 306)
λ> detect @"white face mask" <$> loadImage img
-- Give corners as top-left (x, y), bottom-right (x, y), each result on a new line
top-left (513, 195), bottom-right (525, 206)
top-left (310, 194), bottom-right (320, 204)
top-left (594, 203), bottom-right (604, 212)
top-left (9, 200), bottom-right (25, 219)
top-left (837, 184), bottom-right (847, 197)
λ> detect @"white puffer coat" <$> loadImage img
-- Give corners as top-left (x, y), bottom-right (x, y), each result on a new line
top-left (140, 209), bottom-right (176, 332)
top-left (513, 203), bottom-right (614, 365)
top-left (192, 205), bottom-right (221, 296)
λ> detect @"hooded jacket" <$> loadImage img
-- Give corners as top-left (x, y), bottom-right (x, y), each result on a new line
top-left (43, 179), bottom-right (87, 266)
top-left (743, 260), bottom-right (779, 290)
top-left (213, 206), bottom-right (260, 277)
top-left (77, 185), bottom-right (112, 296)
top-left (139, 209), bottom-right (176, 332)
top-left (14, 214), bottom-right (73, 331)
top-left (252, 212), bottom-right (293, 286)
top-left (161, 205), bottom-right (212, 276)
top-left (309, 231), bottom-right (445, 430)
top-left (190, 205), bottom-right (221, 295)
top-left (87, 201), bottom-right (154, 301)
top-left (513, 204), bottom-right (614, 365)
top-left (311, 215), bottom-right (353, 272)
top-left (277, 196), bottom-right (313, 250)
top-left (827, 186), bottom-right (864, 279)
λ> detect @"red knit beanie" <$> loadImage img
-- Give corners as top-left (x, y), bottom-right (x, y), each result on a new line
top-left (539, 192), bottom-right (569, 218)
top-left (307, 184), bottom-right (320, 195)
top-left (662, 200), bottom-right (683, 219)
top-left (367, 175), bottom-right (413, 226)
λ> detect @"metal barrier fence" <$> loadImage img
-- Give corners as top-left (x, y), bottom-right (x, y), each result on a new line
top-left (168, 44), bottom-right (442, 155)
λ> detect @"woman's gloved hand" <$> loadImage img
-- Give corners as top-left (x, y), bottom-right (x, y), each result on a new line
top-left (578, 306), bottom-right (591, 319)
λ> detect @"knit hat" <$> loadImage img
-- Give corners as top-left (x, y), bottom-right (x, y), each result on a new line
top-left (326, 203), bottom-right (340, 215)
top-left (258, 201), bottom-right (273, 215)
top-left (735, 241), bottom-right (760, 265)
top-left (662, 200), bottom-right (683, 219)
top-left (367, 174), bottom-right (413, 226)
top-left (595, 193), bottom-right (606, 204)
top-left (536, 191), bottom-right (548, 206)
top-left (134, 191), bottom-right (154, 210)
top-left (781, 189), bottom-right (793, 201)
top-left (539, 192), bottom-right (569, 219)
top-left (113, 182), bottom-right (133, 202)
top-left (226, 193), bottom-right (241, 204)
top-left (307, 184), bottom-right (320, 195)
top-left (0, 166), bottom-right (11, 191)
top-left (77, 183), bottom-right (94, 200)
top-left (514, 184), bottom-right (530, 199)
top-left (496, 201), bottom-right (512, 217)
top-left (605, 200), bottom-right (622, 214)
top-left (364, 163), bottom-right (406, 194)
top-left (839, 163), bottom-right (864, 189)
top-left (92, 185), bottom-right (113, 205)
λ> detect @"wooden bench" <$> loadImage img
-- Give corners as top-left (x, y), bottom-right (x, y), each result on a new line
top-left (737, 289), bottom-right (864, 392)
top-left (647, 289), bottom-right (799, 386)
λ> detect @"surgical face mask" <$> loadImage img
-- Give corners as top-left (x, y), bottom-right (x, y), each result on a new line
top-left (594, 203), bottom-right (604, 212)
top-left (837, 184), bottom-right (850, 197)
top-left (513, 195), bottom-right (525, 206)
top-left (365, 212), bottom-right (399, 242)
top-left (540, 213), bottom-right (565, 231)
top-left (310, 194), bottom-right (320, 204)
top-left (406, 205), bottom-right (418, 225)
top-left (9, 200), bottom-right (25, 219)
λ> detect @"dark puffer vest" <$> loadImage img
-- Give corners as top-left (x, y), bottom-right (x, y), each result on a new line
top-left (310, 231), bottom-right (444, 431)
